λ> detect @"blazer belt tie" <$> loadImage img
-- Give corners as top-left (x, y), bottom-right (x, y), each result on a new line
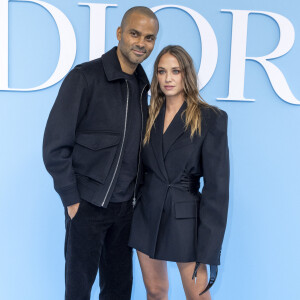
top-left (175, 173), bottom-right (218, 296)
top-left (178, 173), bottom-right (200, 194)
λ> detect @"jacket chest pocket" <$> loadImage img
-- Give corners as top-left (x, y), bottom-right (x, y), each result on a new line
top-left (72, 131), bottom-right (120, 184)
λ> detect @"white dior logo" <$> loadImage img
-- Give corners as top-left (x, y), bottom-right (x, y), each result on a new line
top-left (0, 1), bottom-right (299, 105)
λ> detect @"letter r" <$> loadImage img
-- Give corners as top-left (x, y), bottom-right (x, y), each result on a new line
top-left (218, 9), bottom-right (300, 105)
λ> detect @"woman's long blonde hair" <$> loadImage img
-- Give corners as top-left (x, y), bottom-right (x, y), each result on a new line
top-left (144, 45), bottom-right (213, 145)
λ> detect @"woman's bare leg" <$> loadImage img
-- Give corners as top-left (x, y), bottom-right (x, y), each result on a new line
top-left (177, 262), bottom-right (212, 300)
top-left (137, 250), bottom-right (169, 300)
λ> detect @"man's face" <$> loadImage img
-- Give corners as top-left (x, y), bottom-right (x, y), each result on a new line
top-left (117, 13), bottom-right (158, 67)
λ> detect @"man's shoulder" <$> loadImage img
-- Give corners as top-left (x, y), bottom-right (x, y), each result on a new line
top-left (72, 57), bottom-right (104, 81)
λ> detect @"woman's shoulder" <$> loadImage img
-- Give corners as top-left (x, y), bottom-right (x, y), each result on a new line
top-left (200, 104), bottom-right (227, 119)
top-left (200, 104), bottom-right (228, 132)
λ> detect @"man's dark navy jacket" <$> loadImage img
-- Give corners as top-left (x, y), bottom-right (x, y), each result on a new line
top-left (43, 47), bottom-right (149, 208)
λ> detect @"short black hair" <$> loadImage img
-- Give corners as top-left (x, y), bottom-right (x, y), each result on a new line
top-left (121, 6), bottom-right (159, 31)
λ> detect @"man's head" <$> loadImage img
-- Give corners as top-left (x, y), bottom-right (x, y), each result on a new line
top-left (117, 7), bottom-right (159, 73)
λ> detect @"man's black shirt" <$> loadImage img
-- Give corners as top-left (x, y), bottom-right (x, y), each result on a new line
top-left (110, 72), bottom-right (142, 203)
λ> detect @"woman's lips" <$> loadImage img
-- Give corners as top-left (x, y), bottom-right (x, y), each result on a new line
top-left (164, 86), bottom-right (174, 90)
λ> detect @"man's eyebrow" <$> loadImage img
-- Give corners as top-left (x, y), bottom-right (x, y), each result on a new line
top-left (128, 29), bottom-right (156, 38)
top-left (128, 28), bottom-right (141, 34)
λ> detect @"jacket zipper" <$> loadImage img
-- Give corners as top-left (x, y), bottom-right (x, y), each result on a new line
top-left (132, 84), bottom-right (147, 207)
top-left (101, 80), bottom-right (130, 206)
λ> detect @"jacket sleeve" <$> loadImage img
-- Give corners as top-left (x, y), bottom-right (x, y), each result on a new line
top-left (197, 110), bottom-right (230, 265)
top-left (43, 67), bottom-right (88, 208)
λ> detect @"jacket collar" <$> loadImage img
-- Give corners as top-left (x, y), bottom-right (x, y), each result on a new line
top-left (102, 46), bottom-right (149, 85)
top-left (150, 101), bottom-right (187, 181)
top-left (162, 101), bottom-right (187, 157)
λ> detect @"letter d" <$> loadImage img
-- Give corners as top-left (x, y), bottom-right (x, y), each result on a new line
top-left (0, 0), bottom-right (76, 91)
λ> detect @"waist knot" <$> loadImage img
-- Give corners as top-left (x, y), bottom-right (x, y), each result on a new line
top-left (179, 173), bottom-right (200, 194)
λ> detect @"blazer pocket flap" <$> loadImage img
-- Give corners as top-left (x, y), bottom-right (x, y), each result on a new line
top-left (175, 201), bottom-right (198, 219)
top-left (75, 132), bottom-right (120, 150)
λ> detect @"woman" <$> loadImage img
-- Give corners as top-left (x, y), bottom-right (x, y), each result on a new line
top-left (129, 45), bottom-right (229, 300)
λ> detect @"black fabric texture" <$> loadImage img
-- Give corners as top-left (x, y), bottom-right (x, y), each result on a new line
top-left (110, 73), bottom-right (141, 203)
top-left (43, 47), bottom-right (149, 208)
top-left (64, 199), bottom-right (133, 300)
top-left (129, 102), bottom-right (230, 265)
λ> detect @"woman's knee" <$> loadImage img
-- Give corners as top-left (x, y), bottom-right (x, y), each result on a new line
top-left (146, 281), bottom-right (169, 299)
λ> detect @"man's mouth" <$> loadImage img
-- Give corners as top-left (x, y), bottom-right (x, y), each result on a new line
top-left (132, 49), bottom-right (146, 56)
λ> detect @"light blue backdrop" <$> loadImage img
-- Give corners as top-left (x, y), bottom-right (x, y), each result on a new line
top-left (0, 0), bottom-right (299, 299)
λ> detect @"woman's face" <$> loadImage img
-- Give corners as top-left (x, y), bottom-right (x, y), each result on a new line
top-left (157, 53), bottom-right (184, 100)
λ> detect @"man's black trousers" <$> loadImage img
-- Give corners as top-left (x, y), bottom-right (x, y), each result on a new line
top-left (64, 199), bottom-right (133, 300)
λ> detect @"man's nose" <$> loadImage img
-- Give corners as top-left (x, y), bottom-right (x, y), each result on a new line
top-left (135, 37), bottom-right (145, 49)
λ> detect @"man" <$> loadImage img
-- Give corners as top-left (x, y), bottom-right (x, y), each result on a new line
top-left (43, 6), bottom-right (159, 300)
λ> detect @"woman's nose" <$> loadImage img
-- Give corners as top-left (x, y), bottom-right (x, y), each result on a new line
top-left (165, 72), bottom-right (172, 82)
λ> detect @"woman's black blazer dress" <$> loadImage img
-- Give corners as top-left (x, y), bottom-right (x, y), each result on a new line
top-left (129, 101), bottom-right (229, 265)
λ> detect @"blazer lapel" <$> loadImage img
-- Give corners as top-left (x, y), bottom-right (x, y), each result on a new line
top-left (163, 101), bottom-right (187, 158)
top-left (150, 103), bottom-right (168, 181)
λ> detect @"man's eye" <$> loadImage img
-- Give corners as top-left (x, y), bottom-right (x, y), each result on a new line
top-left (146, 36), bottom-right (154, 42)
top-left (130, 32), bottom-right (137, 36)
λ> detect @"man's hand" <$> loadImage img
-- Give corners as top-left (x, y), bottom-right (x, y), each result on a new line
top-left (67, 202), bottom-right (80, 219)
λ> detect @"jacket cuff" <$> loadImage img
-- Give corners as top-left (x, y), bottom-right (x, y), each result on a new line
top-left (196, 251), bottom-right (221, 266)
top-left (55, 184), bottom-right (81, 208)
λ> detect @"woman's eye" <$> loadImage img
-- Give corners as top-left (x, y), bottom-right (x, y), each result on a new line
top-left (173, 70), bottom-right (180, 74)
top-left (158, 70), bottom-right (165, 75)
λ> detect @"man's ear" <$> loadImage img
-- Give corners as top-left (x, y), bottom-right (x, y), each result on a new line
top-left (116, 27), bottom-right (122, 42)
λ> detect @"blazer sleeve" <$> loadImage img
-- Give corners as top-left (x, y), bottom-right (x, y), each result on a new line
top-left (197, 110), bottom-right (230, 265)
top-left (43, 67), bottom-right (88, 208)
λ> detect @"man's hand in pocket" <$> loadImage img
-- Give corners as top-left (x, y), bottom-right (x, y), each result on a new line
top-left (67, 202), bottom-right (80, 219)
